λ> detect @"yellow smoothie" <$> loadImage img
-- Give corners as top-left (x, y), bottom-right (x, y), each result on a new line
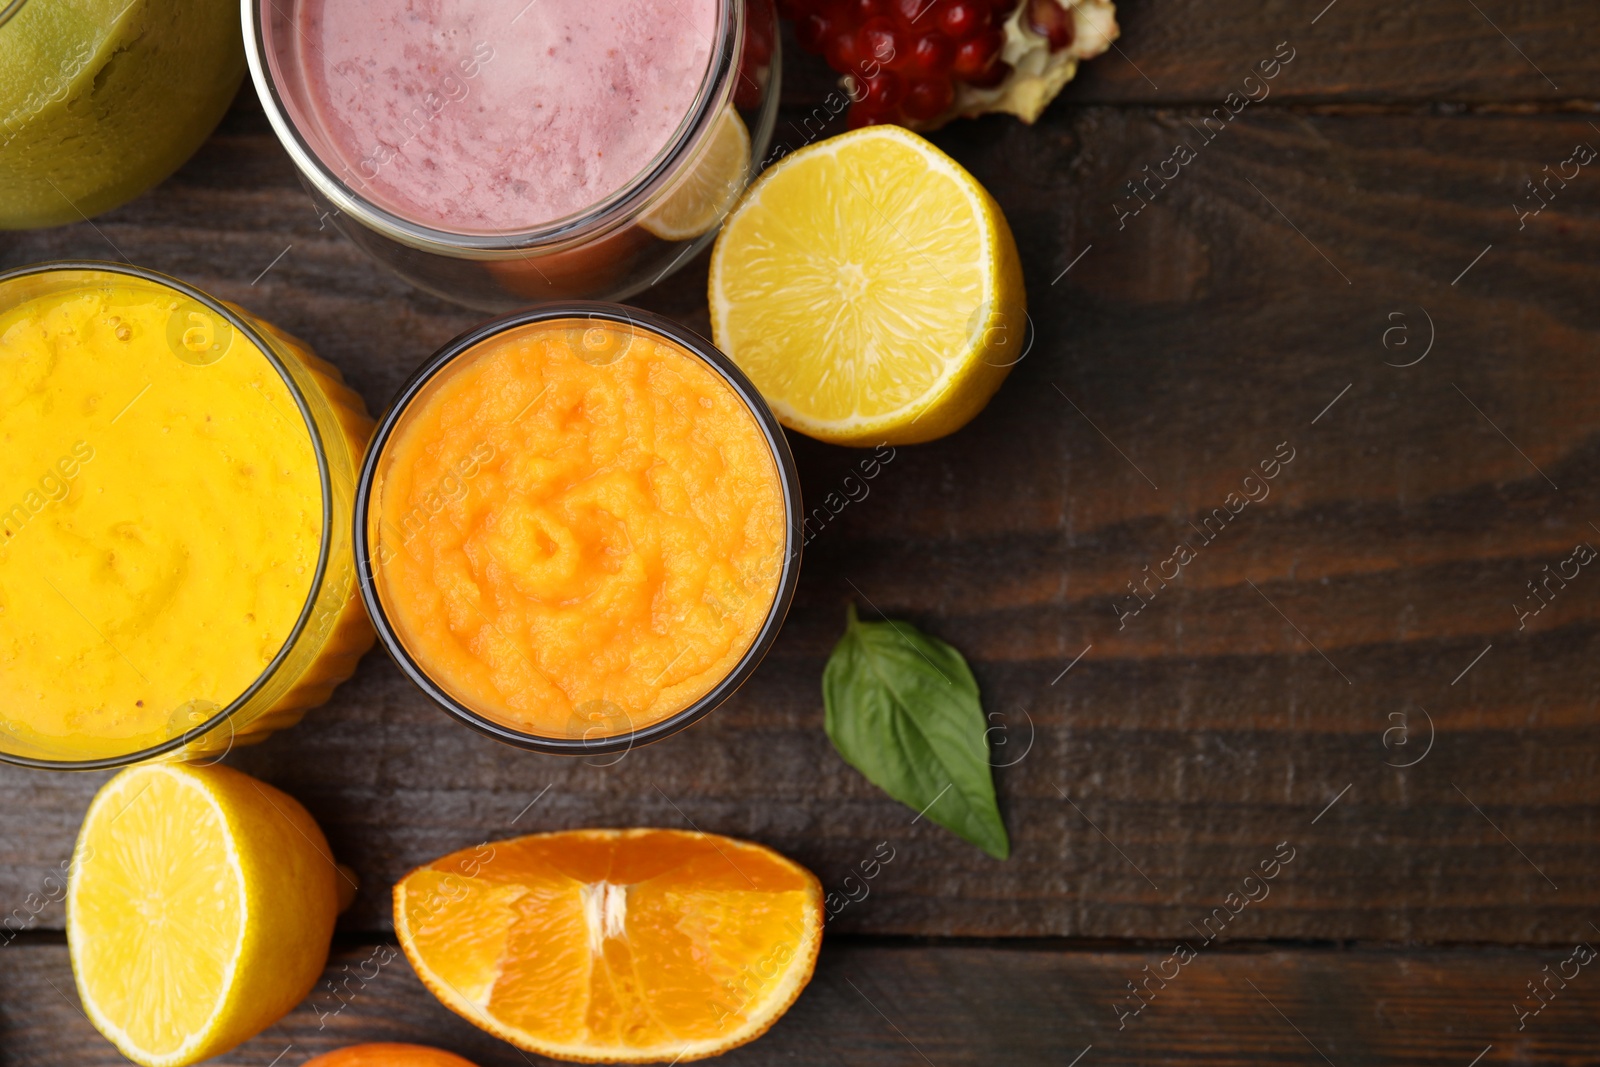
top-left (0, 266), bottom-right (374, 764)
top-left (370, 318), bottom-right (786, 740)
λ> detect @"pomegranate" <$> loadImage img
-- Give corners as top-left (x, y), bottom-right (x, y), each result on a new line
top-left (782, 0), bottom-right (1117, 130)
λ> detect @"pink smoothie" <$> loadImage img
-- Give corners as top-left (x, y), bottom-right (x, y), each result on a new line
top-left (294, 0), bottom-right (718, 232)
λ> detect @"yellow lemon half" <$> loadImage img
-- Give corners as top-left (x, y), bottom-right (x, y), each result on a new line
top-left (66, 763), bottom-right (343, 1067)
top-left (709, 124), bottom-right (1026, 446)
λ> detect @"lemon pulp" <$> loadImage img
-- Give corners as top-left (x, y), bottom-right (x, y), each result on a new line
top-left (710, 124), bottom-right (1025, 446)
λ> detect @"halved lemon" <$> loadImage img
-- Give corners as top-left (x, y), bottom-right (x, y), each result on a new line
top-left (66, 763), bottom-right (343, 1067)
top-left (640, 105), bottom-right (750, 241)
top-left (394, 828), bottom-right (823, 1064)
top-left (709, 124), bottom-right (1027, 446)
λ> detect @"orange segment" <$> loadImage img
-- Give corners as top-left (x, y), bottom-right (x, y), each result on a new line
top-left (302, 1046), bottom-right (481, 1067)
top-left (394, 829), bottom-right (822, 1064)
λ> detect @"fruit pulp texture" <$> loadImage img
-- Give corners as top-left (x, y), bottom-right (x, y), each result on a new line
top-left (0, 274), bottom-right (366, 760)
top-left (0, 0), bottom-right (244, 229)
top-left (69, 763), bottom-right (343, 1067)
top-left (292, 0), bottom-right (718, 232)
top-left (71, 767), bottom-right (247, 1061)
top-left (397, 830), bottom-right (821, 1056)
top-left (373, 320), bottom-right (785, 738)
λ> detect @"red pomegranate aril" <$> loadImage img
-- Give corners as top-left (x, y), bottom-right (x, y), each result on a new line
top-left (742, 0), bottom-right (775, 66)
top-left (951, 29), bottom-right (1003, 78)
top-left (859, 69), bottom-right (906, 109)
top-left (904, 30), bottom-right (954, 75)
top-left (849, 0), bottom-right (888, 21)
top-left (963, 57), bottom-right (1010, 87)
top-left (826, 27), bottom-right (864, 72)
top-left (891, 0), bottom-right (935, 27)
top-left (901, 76), bottom-right (955, 120)
top-left (795, 12), bottom-right (833, 53)
top-left (847, 102), bottom-right (894, 129)
top-left (1025, 0), bottom-right (1074, 51)
top-left (735, 6), bottom-right (772, 112)
top-left (858, 16), bottom-right (905, 67)
top-left (937, 0), bottom-right (990, 40)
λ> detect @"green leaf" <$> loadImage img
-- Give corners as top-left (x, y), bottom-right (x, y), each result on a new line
top-left (822, 604), bottom-right (1010, 860)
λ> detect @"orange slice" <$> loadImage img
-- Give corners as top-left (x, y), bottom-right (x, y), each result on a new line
top-left (303, 1044), bottom-right (480, 1067)
top-left (394, 829), bottom-right (822, 1064)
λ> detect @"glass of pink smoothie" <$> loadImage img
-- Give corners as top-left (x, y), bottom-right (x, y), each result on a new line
top-left (244, 0), bottom-right (777, 310)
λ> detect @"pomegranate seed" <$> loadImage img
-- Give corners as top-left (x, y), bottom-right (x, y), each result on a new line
top-left (795, 12), bottom-right (833, 52)
top-left (847, 105), bottom-right (893, 129)
top-left (904, 31), bottom-right (954, 75)
top-left (963, 57), bottom-right (1010, 88)
top-left (826, 26), bottom-right (863, 72)
top-left (858, 70), bottom-right (905, 109)
top-left (890, 0), bottom-right (935, 27)
top-left (858, 16), bottom-right (904, 67)
top-left (937, 0), bottom-right (990, 40)
top-left (901, 76), bottom-right (955, 120)
top-left (1025, 0), bottom-right (1074, 51)
top-left (734, 0), bottom-right (775, 108)
top-left (849, 0), bottom-right (888, 19)
top-left (951, 29), bottom-right (1003, 78)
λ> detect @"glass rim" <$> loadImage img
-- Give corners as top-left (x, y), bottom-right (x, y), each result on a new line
top-left (0, 260), bottom-right (335, 771)
top-left (354, 302), bottom-right (803, 756)
top-left (241, 0), bottom-right (742, 255)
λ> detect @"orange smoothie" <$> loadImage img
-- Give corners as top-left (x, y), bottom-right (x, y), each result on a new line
top-left (369, 317), bottom-right (787, 740)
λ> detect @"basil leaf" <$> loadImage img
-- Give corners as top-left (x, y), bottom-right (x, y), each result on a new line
top-left (822, 604), bottom-right (1010, 860)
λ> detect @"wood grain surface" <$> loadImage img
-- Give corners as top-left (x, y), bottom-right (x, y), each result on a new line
top-left (778, 0), bottom-right (1600, 104)
top-left (2, 0), bottom-right (1599, 1061)
top-left (8, 939), bottom-right (1600, 1066)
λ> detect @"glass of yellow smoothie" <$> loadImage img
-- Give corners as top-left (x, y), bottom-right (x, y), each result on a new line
top-left (0, 0), bottom-right (245, 229)
top-left (0, 262), bottom-right (375, 768)
top-left (357, 305), bottom-right (801, 753)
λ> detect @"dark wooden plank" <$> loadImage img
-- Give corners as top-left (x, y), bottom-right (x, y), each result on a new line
top-left (4, 86), bottom-right (1600, 944)
top-left (6, 940), bottom-right (1600, 1065)
top-left (777, 0), bottom-right (1600, 106)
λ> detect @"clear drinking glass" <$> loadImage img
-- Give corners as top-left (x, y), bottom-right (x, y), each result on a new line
top-left (0, 262), bottom-right (374, 770)
top-left (355, 303), bottom-right (802, 755)
top-left (243, 0), bottom-right (779, 310)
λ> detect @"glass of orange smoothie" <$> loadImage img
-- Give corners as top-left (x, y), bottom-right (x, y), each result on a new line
top-left (357, 305), bottom-right (800, 753)
top-left (0, 262), bottom-right (375, 769)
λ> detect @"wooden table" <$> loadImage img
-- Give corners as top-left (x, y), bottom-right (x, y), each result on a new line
top-left (4, 1), bottom-right (1599, 1062)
